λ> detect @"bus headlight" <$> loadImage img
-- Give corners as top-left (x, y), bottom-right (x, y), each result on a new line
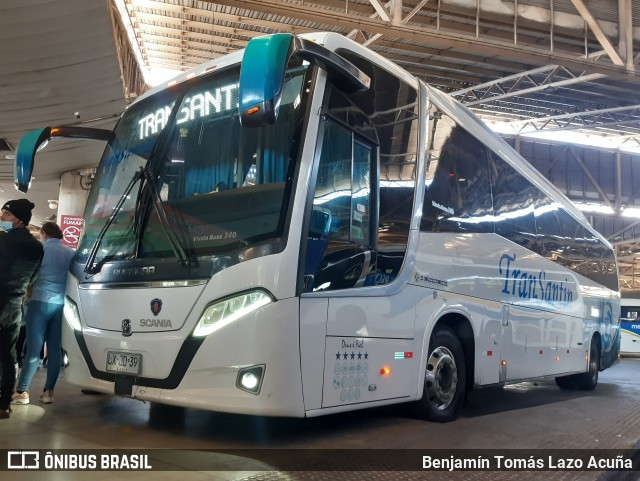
top-left (64, 296), bottom-right (82, 332)
top-left (192, 290), bottom-right (273, 337)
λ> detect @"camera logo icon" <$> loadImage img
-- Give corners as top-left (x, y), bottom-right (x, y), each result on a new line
top-left (7, 451), bottom-right (39, 469)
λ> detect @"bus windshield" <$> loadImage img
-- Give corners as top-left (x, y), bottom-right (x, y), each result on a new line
top-left (76, 59), bottom-right (311, 268)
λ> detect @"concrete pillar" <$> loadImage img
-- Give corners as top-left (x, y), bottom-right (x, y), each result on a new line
top-left (55, 168), bottom-right (95, 223)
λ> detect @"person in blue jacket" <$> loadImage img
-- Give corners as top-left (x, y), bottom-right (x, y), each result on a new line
top-left (12, 221), bottom-right (74, 406)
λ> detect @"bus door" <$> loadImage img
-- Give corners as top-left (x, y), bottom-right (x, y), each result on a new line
top-left (299, 116), bottom-right (415, 411)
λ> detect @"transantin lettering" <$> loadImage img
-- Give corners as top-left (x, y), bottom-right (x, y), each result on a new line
top-left (499, 253), bottom-right (574, 304)
top-left (137, 84), bottom-right (239, 140)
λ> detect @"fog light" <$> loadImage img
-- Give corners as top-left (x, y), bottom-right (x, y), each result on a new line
top-left (242, 373), bottom-right (258, 390)
top-left (236, 365), bottom-right (265, 395)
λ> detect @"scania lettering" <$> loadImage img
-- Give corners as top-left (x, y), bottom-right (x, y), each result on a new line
top-left (140, 319), bottom-right (172, 328)
top-left (16, 32), bottom-right (620, 421)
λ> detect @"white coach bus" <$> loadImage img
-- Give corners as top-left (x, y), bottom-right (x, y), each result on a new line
top-left (620, 299), bottom-right (640, 355)
top-left (16, 32), bottom-right (620, 422)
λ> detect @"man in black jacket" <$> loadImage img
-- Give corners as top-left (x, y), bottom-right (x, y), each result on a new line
top-left (0, 199), bottom-right (43, 419)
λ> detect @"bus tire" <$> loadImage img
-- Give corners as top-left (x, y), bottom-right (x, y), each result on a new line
top-left (415, 326), bottom-right (466, 422)
top-left (555, 338), bottom-right (600, 390)
top-left (575, 338), bottom-right (600, 390)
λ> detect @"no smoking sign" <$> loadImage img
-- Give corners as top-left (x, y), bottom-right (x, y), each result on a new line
top-left (60, 215), bottom-right (84, 249)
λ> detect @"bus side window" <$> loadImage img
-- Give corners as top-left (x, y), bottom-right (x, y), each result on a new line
top-left (313, 121), bottom-right (352, 242)
top-left (336, 49), bottom-right (419, 286)
top-left (421, 110), bottom-right (494, 233)
top-left (377, 185), bottom-right (414, 283)
top-left (534, 196), bottom-right (566, 260)
top-left (305, 208), bottom-right (331, 276)
top-left (304, 52), bottom-right (420, 292)
top-left (304, 119), bottom-right (375, 291)
top-left (490, 152), bottom-right (538, 250)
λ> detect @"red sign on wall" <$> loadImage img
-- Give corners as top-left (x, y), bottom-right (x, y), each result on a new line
top-left (60, 215), bottom-right (84, 249)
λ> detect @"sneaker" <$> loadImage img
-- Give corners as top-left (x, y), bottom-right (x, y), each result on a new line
top-left (0, 407), bottom-right (11, 419)
top-left (39, 390), bottom-right (54, 404)
top-left (11, 391), bottom-right (29, 405)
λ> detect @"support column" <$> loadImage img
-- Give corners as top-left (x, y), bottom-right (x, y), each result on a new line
top-left (57, 169), bottom-right (95, 221)
top-left (54, 169), bottom-right (95, 248)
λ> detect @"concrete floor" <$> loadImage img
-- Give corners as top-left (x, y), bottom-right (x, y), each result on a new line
top-left (0, 358), bottom-right (639, 481)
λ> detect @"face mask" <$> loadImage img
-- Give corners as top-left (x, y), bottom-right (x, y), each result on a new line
top-left (0, 220), bottom-right (15, 232)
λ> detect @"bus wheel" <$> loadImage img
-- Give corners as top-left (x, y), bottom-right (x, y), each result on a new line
top-left (415, 327), bottom-right (466, 422)
top-left (576, 339), bottom-right (600, 390)
top-left (555, 339), bottom-right (600, 390)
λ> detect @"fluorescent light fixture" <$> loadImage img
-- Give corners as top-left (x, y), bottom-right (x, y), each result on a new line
top-left (572, 202), bottom-right (614, 215)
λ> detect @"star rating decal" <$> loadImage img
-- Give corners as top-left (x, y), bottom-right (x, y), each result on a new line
top-left (336, 351), bottom-right (368, 360)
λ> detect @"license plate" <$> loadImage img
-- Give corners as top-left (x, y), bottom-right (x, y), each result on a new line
top-left (106, 351), bottom-right (142, 375)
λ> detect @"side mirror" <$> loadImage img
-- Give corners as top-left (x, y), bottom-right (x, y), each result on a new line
top-left (15, 128), bottom-right (52, 193)
top-left (239, 33), bottom-right (370, 127)
top-left (15, 126), bottom-right (112, 193)
top-left (309, 208), bottom-right (331, 239)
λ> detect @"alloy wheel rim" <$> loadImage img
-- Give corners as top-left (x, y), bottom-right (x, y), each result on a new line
top-left (425, 346), bottom-right (458, 410)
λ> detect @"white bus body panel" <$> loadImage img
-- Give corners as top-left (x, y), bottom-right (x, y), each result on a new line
top-left (321, 336), bottom-right (414, 407)
top-left (79, 284), bottom-right (206, 333)
top-left (412, 232), bottom-right (606, 386)
top-left (318, 287), bottom-right (419, 408)
top-left (620, 325), bottom-right (640, 354)
top-left (620, 299), bottom-right (640, 355)
top-left (63, 263), bottom-right (308, 416)
top-left (300, 278), bottom-right (421, 411)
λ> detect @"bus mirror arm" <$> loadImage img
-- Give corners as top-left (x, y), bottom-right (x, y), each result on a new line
top-left (294, 37), bottom-right (371, 94)
top-left (15, 126), bottom-right (112, 193)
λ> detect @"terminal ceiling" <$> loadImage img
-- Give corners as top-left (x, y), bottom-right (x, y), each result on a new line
top-left (2, 0), bottom-right (640, 292)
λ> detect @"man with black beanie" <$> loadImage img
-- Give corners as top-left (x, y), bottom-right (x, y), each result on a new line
top-left (0, 199), bottom-right (43, 419)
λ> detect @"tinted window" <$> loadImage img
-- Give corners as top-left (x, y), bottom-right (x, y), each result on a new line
top-left (534, 195), bottom-right (565, 260)
top-left (577, 226), bottom-right (618, 290)
top-left (303, 52), bottom-right (419, 291)
top-left (304, 117), bottom-right (376, 292)
top-left (421, 107), bottom-right (494, 233)
top-left (490, 152), bottom-right (538, 250)
top-left (339, 50), bottom-right (419, 260)
top-left (419, 101), bottom-right (618, 291)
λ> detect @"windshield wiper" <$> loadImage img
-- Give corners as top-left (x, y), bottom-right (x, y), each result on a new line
top-left (84, 166), bottom-right (191, 275)
top-left (138, 166), bottom-right (191, 268)
top-left (84, 167), bottom-right (144, 274)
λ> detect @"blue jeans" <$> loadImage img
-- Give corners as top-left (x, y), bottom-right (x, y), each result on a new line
top-left (16, 300), bottom-right (63, 393)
